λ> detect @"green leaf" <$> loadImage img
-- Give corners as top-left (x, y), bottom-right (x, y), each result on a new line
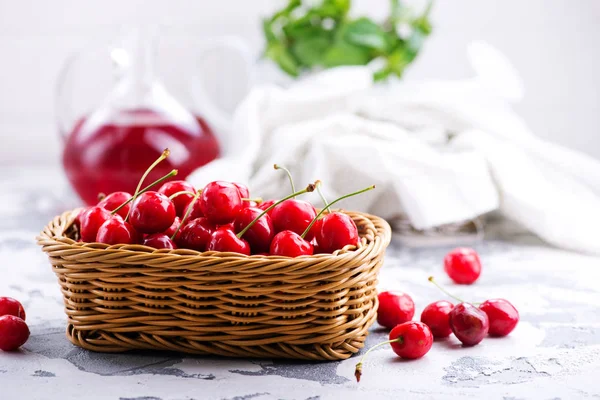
top-left (266, 43), bottom-right (301, 77)
top-left (343, 17), bottom-right (389, 51)
top-left (323, 40), bottom-right (371, 67)
top-left (292, 35), bottom-right (332, 66)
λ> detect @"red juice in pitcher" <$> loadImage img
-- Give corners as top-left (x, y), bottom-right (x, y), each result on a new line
top-left (63, 108), bottom-right (220, 205)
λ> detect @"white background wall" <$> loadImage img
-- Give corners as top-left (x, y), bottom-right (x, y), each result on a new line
top-left (0, 0), bottom-right (599, 166)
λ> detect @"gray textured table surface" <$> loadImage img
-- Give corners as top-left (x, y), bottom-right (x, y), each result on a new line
top-left (1, 167), bottom-right (599, 400)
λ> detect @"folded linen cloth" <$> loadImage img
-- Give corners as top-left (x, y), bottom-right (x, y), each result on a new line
top-left (188, 42), bottom-right (600, 255)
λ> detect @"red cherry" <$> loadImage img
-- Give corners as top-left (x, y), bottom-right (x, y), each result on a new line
top-left (233, 207), bottom-right (275, 253)
top-left (79, 206), bottom-right (112, 242)
top-left (0, 315), bottom-right (30, 351)
top-left (233, 182), bottom-right (250, 199)
top-left (206, 228), bottom-right (251, 255)
top-left (304, 218), bottom-right (322, 242)
top-left (129, 192), bottom-right (176, 234)
top-left (420, 300), bottom-right (454, 338)
top-left (182, 199), bottom-right (204, 220)
top-left (96, 216), bottom-right (140, 245)
top-left (271, 199), bottom-right (316, 235)
top-left (315, 212), bottom-right (358, 253)
top-left (176, 217), bottom-right (215, 251)
top-left (479, 299), bottom-right (519, 337)
top-left (0, 297), bottom-right (26, 320)
top-left (200, 181), bottom-right (243, 225)
top-left (389, 321), bottom-right (434, 359)
top-left (143, 233), bottom-right (177, 249)
top-left (444, 247), bottom-right (482, 284)
top-left (163, 216), bottom-right (181, 240)
top-left (377, 291), bottom-right (415, 329)
top-left (97, 191), bottom-right (132, 219)
top-left (354, 321), bottom-right (432, 382)
top-left (258, 199), bottom-right (277, 215)
top-left (449, 302), bottom-right (489, 346)
top-left (269, 230), bottom-right (314, 257)
top-left (158, 180), bottom-right (196, 217)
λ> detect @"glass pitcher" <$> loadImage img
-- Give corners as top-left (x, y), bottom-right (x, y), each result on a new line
top-left (56, 26), bottom-right (252, 205)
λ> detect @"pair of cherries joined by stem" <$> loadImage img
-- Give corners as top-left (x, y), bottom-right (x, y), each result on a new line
top-left (424, 277), bottom-right (519, 345)
top-left (0, 297), bottom-right (29, 351)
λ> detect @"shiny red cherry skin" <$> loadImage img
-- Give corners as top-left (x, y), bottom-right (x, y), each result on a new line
top-left (182, 199), bottom-right (204, 220)
top-left (0, 297), bottom-right (26, 320)
top-left (304, 218), bottom-right (322, 242)
top-left (258, 199), bottom-right (277, 215)
top-left (200, 181), bottom-right (243, 225)
top-left (420, 300), bottom-right (454, 338)
top-left (479, 299), bottom-right (519, 337)
top-left (206, 228), bottom-right (251, 255)
top-left (158, 180), bottom-right (196, 217)
top-left (0, 315), bottom-right (30, 351)
top-left (316, 212), bottom-right (359, 253)
top-left (269, 230), bottom-right (314, 257)
top-left (270, 199), bottom-right (316, 235)
top-left (389, 321), bottom-right (433, 359)
top-left (163, 217), bottom-right (181, 240)
top-left (377, 291), bottom-right (415, 329)
top-left (96, 216), bottom-right (140, 245)
top-left (129, 191), bottom-right (176, 234)
top-left (79, 206), bottom-right (112, 242)
top-left (444, 247), bottom-right (482, 284)
top-left (233, 207), bottom-right (275, 253)
top-left (233, 182), bottom-right (250, 199)
top-left (143, 233), bottom-right (177, 249)
top-left (449, 302), bottom-right (489, 346)
top-left (176, 217), bottom-right (215, 251)
top-left (97, 191), bottom-right (132, 219)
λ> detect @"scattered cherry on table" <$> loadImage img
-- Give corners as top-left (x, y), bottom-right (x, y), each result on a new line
top-left (354, 321), bottom-right (433, 382)
top-left (376, 291), bottom-right (415, 329)
top-left (0, 297), bottom-right (26, 320)
top-left (444, 247), bottom-right (482, 284)
top-left (420, 300), bottom-right (454, 338)
top-left (479, 299), bottom-right (519, 337)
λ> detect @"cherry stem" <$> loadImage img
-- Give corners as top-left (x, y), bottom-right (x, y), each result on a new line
top-left (172, 190), bottom-right (200, 240)
top-left (274, 164), bottom-right (296, 198)
top-left (97, 192), bottom-right (106, 201)
top-left (428, 276), bottom-right (466, 303)
top-left (111, 169), bottom-right (178, 216)
top-left (125, 148), bottom-right (171, 221)
top-left (242, 197), bottom-right (263, 203)
top-left (169, 190), bottom-right (197, 200)
top-left (236, 183), bottom-right (317, 239)
top-left (354, 337), bottom-right (401, 382)
top-left (314, 180), bottom-right (331, 213)
top-left (300, 185), bottom-right (376, 239)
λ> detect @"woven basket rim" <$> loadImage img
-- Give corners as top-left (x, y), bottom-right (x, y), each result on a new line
top-left (37, 208), bottom-right (392, 264)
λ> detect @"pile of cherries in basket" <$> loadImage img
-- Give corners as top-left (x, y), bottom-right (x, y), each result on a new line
top-left (355, 247), bottom-right (520, 382)
top-left (74, 149), bottom-right (374, 257)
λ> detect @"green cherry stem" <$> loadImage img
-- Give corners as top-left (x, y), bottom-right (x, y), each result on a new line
top-left (168, 190), bottom-right (197, 200)
top-left (428, 276), bottom-right (466, 303)
top-left (236, 183), bottom-right (317, 239)
top-left (314, 180), bottom-right (331, 213)
top-left (300, 185), bottom-right (376, 239)
top-left (125, 148), bottom-right (171, 221)
top-left (354, 337), bottom-right (402, 383)
top-left (274, 164), bottom-right (296, 198)
top-left (171, 190), bottom-right (200, 240)
top-left (111, 169), bottom-right (178, 216)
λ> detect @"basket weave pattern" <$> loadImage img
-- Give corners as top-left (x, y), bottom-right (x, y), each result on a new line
top-left (37, 209), bottom-right (391, 360)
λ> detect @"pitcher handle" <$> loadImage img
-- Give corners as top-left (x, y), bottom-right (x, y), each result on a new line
top-left (192, 36), bottom-right (254, 142)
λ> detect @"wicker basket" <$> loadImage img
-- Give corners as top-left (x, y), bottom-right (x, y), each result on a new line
top-left (37, 208), bottom-right (391, 361)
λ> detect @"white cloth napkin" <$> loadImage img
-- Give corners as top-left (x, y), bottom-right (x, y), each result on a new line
top-left (188, 42), bottom-right (600, 255)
